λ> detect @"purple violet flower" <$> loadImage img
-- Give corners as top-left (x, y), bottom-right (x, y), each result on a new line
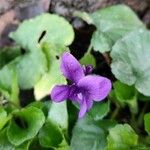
top-left (51, 52), bottom-right (112, 118)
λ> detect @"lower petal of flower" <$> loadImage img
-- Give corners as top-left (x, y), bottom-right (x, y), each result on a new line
top-left (78, 99), bottom-right (87, 118)
top-left (86, 99), bottom-right (93, 111)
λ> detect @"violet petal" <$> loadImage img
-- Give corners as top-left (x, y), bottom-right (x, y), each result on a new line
top-left (86, 99), bottom-right (93, 111)
top-left (77, 75), bottom-right (112, 101)
top-left (68, 84), bottom-right (80, 102)
top-left (61, 52), bottom-right (84, 83)
top-left (51, 85), bottom-right (69, 102)
top-left (78, 100), bottom-right (87, 118)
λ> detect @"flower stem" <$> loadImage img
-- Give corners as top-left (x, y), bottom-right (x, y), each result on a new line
top-left (111, 105), bottom-right (120, 119)
top-left (87, 44), bottom-right (92, 54)
top-left (138, 103), bottom-right (148, 127)
top-left (130, 113), bottom-right (140, 134)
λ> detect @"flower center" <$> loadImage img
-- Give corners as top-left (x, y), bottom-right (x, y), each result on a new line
top-left (77, 93), bottom-right (83, 100)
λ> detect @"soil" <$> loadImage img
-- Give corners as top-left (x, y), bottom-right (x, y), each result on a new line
top-left (50, 0), bottom-right (150, 27)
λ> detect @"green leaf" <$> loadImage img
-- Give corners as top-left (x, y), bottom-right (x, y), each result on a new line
top-left (14, 141), bottom-right (31, 150)
top-left (88, 101), bottom-right (110, 121)
top-left (0, 48), bottom-right (47, 91)
top-left (10, 13), bottom-right (74, 52)
top-left (0, 46), bottom-right (21, 69)
top-left (144, 113), bottom-right (150, 135)
top-left (34, 72), bottom-right (65, 100)
top-left (8, 13), bottom-right (74, 91)
top-left (34, 55), bottom-right (66, 100)
top-left (38, 120), bottom-right (63, 148)
top-left (0, 108), bottom-right (10, 130)
top-left (138, 93), bottom-right (150, 101)
top-left (5, 12), bottom-right (74, 94)
top-left (0, 60), bottom-right (19, 105)
top-left (39, 102), bottom-right (69, 149)
top-left (34, 43), bottom-right (66, 100)
top-left (113, 81), bottom-right (137, 101)
top-left (28, 101), bottom-right (51, 118)
top-left (71, 117), bottom-right (106, 150)
top-left (74, 11), bottom-right (93, 24)
top-left (112, 81), bottom-right (138, 113)
top-left (16, 50), bottom-right (47, 89)
top-left (107, 124), bottom-right (138, 150)
top-left (0, 47), bottom-right (47, 91)
top-left (111, 29), bottom-right (150, 96)
top-left (28, 101), bottom-right (45, 110)
top-left (48, 101), bottom-right (68, 131)
top-left (0, 128), bottom-right (14, 150)
top-left (0, 62), bottom-right (17, 94)
top-left (71, 116), bottom-right (116, 150)
top-left (91, 31), bottom-right (112, 53)
top-left (7, 106), bottom-right (45, 146)
top-left (77, 5), bottom-right (144, 53)
top-left (10, 69), bottom-right (19, 106)
top-left (0, 128), bottom-right (31, 150)
top-left (80, 52), bottom-right (96, 67)
top-left (29, 137), bottom-right (52, 150)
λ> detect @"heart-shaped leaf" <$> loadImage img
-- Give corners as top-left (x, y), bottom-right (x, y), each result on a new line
top-left (48, 101), bottom-right (68, 131)
top-left (38, 120), bottom-right (64, 148)
top-left (76, 5), bottom-right (144, 53)
top-left (16, 50), bottom-right (47, 89)
top-left (107, 124), bottom-right (138, 150)
top-left (0, 128), bottom-right (31, 150)
top-left (7, 106), bottom-right (45, 146)
top-left (8, 13), bottom-right (74, 90)
top-left (71, 116), bottom-right (116, 150)
top-left (0, 47), bottom-right (47, 91)
top-left (10, 13), bottom-right (74, 52)
top-left (110, 81), bottom-right (138, 113)
top-left (111, 29), bottom-right (150, 96)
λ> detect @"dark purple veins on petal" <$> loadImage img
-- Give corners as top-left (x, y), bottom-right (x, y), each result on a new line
top-left (77, 75), bottom-right (112, 101)
top-left (68, 84), bottom-right (80, 101)
top-left (51, 85), bottom-right (69, 102)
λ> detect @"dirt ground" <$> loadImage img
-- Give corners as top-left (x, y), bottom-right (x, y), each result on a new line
top-left (0, 0), bottom-right (150, 47)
